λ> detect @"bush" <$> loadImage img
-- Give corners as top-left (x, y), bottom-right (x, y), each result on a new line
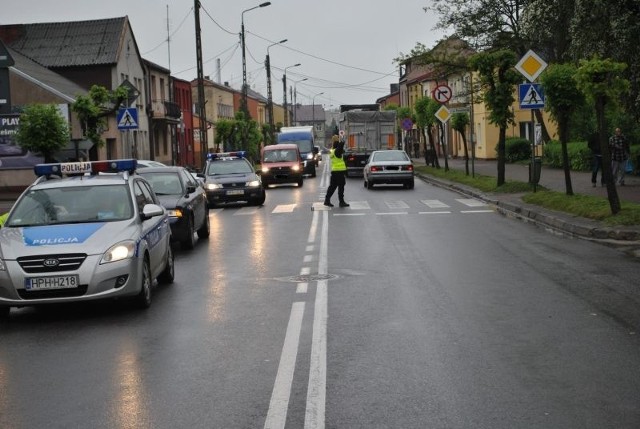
top-left (503, 137), bottom-right (531, 162)
top-left (543, 140), bottom-right (592, 171)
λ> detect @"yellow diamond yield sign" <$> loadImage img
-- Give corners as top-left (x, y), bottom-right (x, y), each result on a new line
top-left (515, 49), bottom-right (547, 82)
top-left (435, 105), bottom-right (451, 123)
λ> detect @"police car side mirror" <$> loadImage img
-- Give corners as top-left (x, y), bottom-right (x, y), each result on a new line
top-left (186, 185), bottom-right (197, 194)
top-left (141, 203), bottom-right (164, 220)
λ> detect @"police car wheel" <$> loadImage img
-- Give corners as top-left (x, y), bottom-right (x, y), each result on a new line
top-left (135, 258), bottom-right (152, 309)
top-left (197, 211), bottom-right (210, 239)
top-left (158, 245), bottom-right (175, 285)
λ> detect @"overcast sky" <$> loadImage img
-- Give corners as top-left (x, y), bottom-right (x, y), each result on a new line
top-left (2, 0), bottom-right (447, 108)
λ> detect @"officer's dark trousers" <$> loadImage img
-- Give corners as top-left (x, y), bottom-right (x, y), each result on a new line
top-left (325, 171), bottom-right (347, 203)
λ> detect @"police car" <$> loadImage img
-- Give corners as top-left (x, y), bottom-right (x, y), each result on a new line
top-left (0, 159), bottom-right (174, 318)
top-left (200, 151), bottom-right (265, 208)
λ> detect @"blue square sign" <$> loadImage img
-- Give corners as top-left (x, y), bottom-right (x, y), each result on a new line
top-left (117, 108), bottom-right (139, 130)
top-left (519, 83), bottom-right (545, 109)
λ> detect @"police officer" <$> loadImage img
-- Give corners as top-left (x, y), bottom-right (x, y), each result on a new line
top-left (324, 135), bottom-right (349, 208)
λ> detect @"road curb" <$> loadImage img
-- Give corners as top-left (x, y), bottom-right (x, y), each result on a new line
top-left (416, 172), bottom-right (640, 251)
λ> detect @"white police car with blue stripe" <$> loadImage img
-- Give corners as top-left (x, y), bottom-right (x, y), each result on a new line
top-left (0, 160), bottom-right (174, 318)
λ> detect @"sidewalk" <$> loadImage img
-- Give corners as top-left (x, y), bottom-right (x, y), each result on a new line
top-left (412, 156), bottom-right (640, 250)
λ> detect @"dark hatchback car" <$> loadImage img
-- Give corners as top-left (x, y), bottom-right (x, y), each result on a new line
top-left (200, 151), bottom-right (266, 208)
top-left (137, 166), bottom-right (210, 249)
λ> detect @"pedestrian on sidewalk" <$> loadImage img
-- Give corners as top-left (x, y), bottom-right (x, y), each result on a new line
top-left (609, 127), bottom-right (630, 186)
top-left (588, 132), bottom-right (604, 187)
top-left (324, 135), bottom-right (349, 208)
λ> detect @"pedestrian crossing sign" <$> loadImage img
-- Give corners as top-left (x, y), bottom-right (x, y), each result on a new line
top-left (117, 107), bottom-right (139, 130)
top-left (519, 83), bottom-right (545, 109)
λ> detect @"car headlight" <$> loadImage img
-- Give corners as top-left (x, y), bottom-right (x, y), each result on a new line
top-left (167, 209), bottom-right (183, 217)
top-left (101, 240), bottom-right (136, 264)
top-left (306, 153), bottom-right (314, 160)
top-left (292, 165), bottom-right (300, 171)
top-left (246, 180), bottom-right (261, 187)
top-left (261, 167), bottom-right (270, 173)
top-left (206, 183), bottom-right (222, 190)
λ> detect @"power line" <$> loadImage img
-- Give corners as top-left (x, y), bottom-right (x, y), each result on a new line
top-left (142, 7), bottom-right (194, 55)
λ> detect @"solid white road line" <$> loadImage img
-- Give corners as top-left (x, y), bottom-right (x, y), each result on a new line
top-left (264, 302), bottom-right (305, 429)
top-left (305, 210), bottom-right (328, 429)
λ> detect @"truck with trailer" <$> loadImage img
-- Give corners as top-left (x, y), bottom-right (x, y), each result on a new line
top-left (338, 105), bottom-right (397, 177)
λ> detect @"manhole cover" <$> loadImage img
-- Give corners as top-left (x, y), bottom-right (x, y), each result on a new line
top-left (278, 274), bottom-right (339, 283)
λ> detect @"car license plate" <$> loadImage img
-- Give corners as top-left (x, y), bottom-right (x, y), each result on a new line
top-left (25, 275), bottom-right (79, 290)
top-left (226, 190), bottom-right (244, 195)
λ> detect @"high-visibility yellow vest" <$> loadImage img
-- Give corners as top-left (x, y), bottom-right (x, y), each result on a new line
top-left (0, 212), bottom-right (8, 227)
top-left (330, 149), bottom-right (346, 172)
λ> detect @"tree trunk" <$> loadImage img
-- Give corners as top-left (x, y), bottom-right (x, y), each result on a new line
top-left (497, 127), bottom-right (506, 186)
top-left (461, 132), bottom-right (469, 175)
top-left (559, 120), bottom-right (573, 195)
top-left (440, 123), bottom-right (449, 172)
top-left (596, 96), bottom-right (621, 214)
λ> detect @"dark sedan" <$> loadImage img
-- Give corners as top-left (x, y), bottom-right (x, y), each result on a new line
top-left (363, 150), bottom-right (415, 189)
top-left (200, 151), bottom-right (266, 208)
top-left (137, 166), bottom-right (210, 250)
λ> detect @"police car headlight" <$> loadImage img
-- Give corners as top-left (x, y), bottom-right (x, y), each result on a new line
top-left (206, 183), bottom-right (222, 190)
top-left (101, 240), bottom-right (136, 264)
top-left (167, 209), bottom-right (183, 218)
top-left (246, 180), bottom-right (261, 188)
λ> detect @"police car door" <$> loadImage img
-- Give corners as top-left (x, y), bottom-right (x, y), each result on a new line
top-left (134, 180), bottom-right (169, 277)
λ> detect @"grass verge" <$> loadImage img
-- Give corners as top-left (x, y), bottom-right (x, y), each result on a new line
top-left (415, 165), bottom-right (640, 226)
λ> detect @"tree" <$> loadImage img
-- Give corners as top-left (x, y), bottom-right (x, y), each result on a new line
top-left (15, 104), bottom-right (70, 163)
top-left (450, 112), bottom-right (470, 175)
top-left (468, 49), bottom-right (520, 186)
top-left (575, 56), bottom-right (629, 214)
top-left (214, 112), bottom-right (263, 163)
top-left (71, 85), bottom-right (129, 146)
top-left (427, 0), bottom-right (529, 54)
top-left (414, 97), bottom-right (441, 168)
top-left (540, 63), bottom-right (585, 195)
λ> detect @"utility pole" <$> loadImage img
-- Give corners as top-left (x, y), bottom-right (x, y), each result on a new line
top-left (194, 0), bottom-right (208, 167)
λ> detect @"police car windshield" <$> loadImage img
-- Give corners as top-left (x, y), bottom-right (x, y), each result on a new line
top-left (207, 159), bottom-right (253, 175)
top-left (8, 185), bottom-right (133, 227)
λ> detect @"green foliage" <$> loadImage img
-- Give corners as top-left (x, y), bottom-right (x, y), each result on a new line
top-left (504, 137), bottom-right (531, 162)
top-left (450, 112), bottom-right (469, 134)
top-left (414, 97), bottom-right (439, 129)
top-left (396, 106), bottom-right (413, 122)
top-left (71, 85), bottom-right (129, 146)
top-left (540, 63), bottom-right (584, 128)
top-left (575, 57), bottom-right (630, 102)
top-left (542, 140), bottom-right (592, 171)
top-left (468, 50), bottom-right (520, 129)
top-left (15, 104), bottom-right (69, 162)
top-left (213, 112), bottom-right (262, 162)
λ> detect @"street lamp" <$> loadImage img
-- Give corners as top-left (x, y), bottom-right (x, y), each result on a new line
top-left (266, 38), bottom-right (287, 144)
top-left (293, 78), bottom-right (308, 124)
top-left (241, 2), bottom-right (271, 118)
top-left (312, 92), bottom-right (324, 135)
top-left (282, 63), bottom-right (300, 126)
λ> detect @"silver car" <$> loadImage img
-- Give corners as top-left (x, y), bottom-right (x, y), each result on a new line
top-left (363, 150), bottom-right (415, 189)
top-left (0, 159), bottom-right (174, 318)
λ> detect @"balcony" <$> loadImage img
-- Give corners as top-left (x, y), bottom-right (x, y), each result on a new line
top-left (149, 99), bottom-right (181, 123)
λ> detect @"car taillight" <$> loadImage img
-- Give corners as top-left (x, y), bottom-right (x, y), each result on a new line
top-left (371, 166), bottom-right (383, 172)
top-left (401, 165), bottom-right (414, 171)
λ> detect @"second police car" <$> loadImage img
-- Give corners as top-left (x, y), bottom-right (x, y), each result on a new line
top-left (199, 151), bottom-right (265, 208)
top-left (0, 159), bottom-right (174, 319)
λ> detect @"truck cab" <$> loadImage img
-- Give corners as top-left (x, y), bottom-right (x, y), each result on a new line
top-left (276, 126), bottom-right (318, 177)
